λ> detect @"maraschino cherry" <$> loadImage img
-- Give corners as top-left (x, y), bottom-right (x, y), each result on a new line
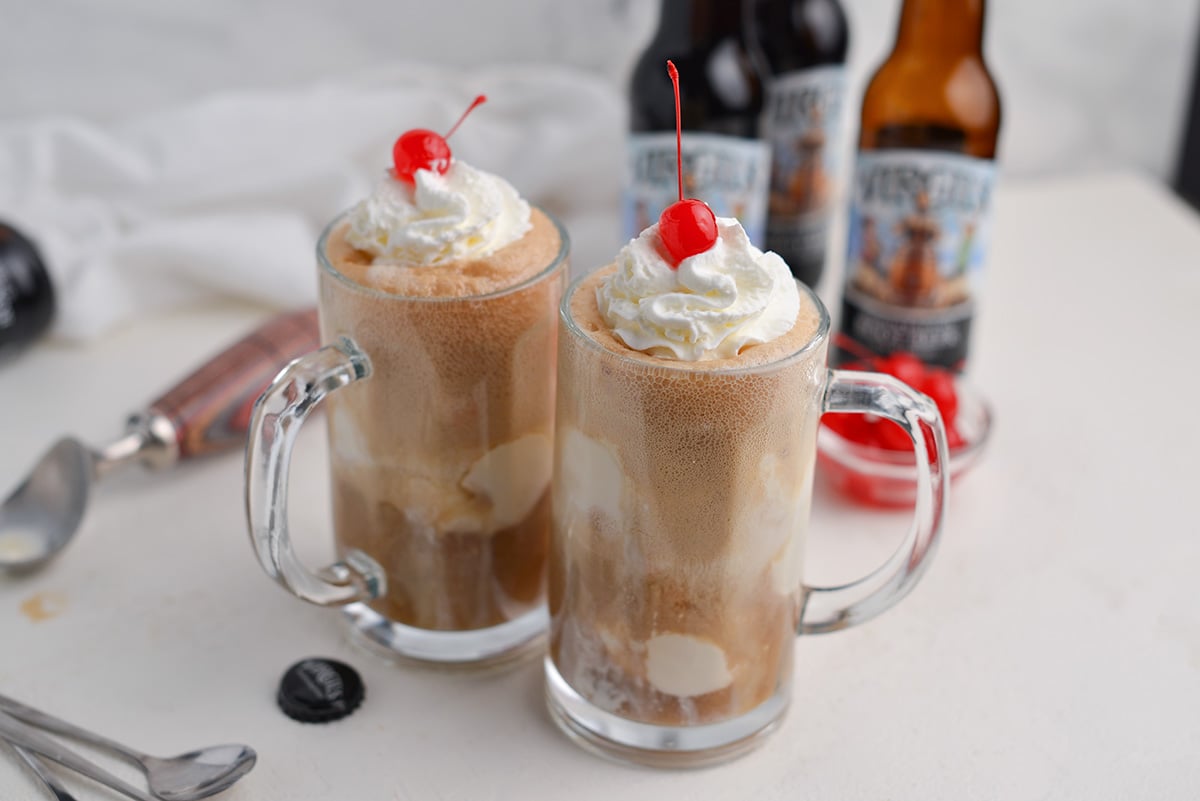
top-left (658, 61), bottom-right (718, 266)
top-left (392, 94), bottom-right (488, 184)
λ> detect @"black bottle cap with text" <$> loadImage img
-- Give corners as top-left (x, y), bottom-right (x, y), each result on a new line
top-left (277, 658), bottom-right (364, 723)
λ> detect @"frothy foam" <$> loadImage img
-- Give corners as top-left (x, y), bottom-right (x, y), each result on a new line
top-left (327, 207), bottom-right (561, 299)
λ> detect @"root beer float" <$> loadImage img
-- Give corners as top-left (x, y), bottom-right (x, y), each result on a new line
top-left (545, 63), bottom-right (949, 766)
top-left (550, 62), bottom-right (821, 728)
top-left (246, 94), bottom-right (569, 668)
top-left (323, 98), bottom-right (566, 634)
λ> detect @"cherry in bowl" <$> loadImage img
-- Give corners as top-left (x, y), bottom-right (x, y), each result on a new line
top-left (818, 357), bottom-right (992, 508)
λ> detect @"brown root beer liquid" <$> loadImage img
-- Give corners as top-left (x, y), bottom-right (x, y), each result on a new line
top-left (836, 0), bottom-right (1001, 372)
top-left (321, 210), bottom-right (564, 631)
top-left (552, 266), bottom-right (824, 726)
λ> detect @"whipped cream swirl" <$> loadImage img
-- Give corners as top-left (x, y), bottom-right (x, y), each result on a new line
top-left (345, 161), bottom-right (531, 266)
top-left (596, 218), bottom-right (800, 361)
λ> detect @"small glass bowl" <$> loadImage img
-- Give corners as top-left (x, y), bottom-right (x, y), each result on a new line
top-left (816, 379), bottom-right (993, 508)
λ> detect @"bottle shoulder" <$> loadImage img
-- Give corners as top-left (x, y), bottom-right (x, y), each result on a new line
top-left (629, 37), bottom-right (764, 134)
top-left (859, 54), bottom-right (1000, 154)
top-left (752, 0), bottom-right (849, 74)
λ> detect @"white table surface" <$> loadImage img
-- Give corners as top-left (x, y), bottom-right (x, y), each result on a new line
top-left (1, 171), bottom-right (1198, 800)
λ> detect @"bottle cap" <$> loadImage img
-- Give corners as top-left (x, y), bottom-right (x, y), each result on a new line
top-left (277, 658), bottom-right (364, 723)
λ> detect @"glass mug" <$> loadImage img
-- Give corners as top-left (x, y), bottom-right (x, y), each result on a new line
top-left (546, 271), bottom-right (948, 766)
top-left (246, 210), bottom-right (569, 667)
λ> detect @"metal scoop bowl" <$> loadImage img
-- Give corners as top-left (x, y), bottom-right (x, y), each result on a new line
top-left (0, 419), bottom-right (175, 573)
top-left (0, 439), bottom-right (96, 572)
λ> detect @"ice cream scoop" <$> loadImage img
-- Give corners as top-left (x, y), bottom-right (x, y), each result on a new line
top-left (0, 308), bottom-right (319, 573)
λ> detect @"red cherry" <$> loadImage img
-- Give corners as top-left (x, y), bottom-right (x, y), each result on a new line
top-left (875, 419), bottom-right (913, 452)
top-left (824, 413), bottom-right (879, 448)
top-left (849, 416), bottom-right (880, 446)
top-left (879, 351), bottom-right (926, 389)
top-left (822, 413), bottom-right (855, 439)
top-left (392, 129), bottom-right (451, 183)
top-left (390, 94), bottom-right (487, 184)
top-left (659, 199), bottom-right (718, 264)
top-left (917, 369), bottom-right (959, 425)
top-left (656, 60), bottom-right (718, 266)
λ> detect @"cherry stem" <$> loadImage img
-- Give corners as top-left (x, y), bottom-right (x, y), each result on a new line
top-left (444, 94), bottom-right (488, 140)
top-left (666, 61), bottom-right (683, 203)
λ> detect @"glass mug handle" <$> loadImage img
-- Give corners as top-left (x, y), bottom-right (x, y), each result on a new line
top-left (800, 369), bottom-right (950, 635)
top-left (244, 336), bottom-right (387, 606)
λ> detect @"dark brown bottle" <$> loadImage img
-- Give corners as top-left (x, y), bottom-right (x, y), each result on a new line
top-left (0, 222), bottom-right (55, 364)
top-left (625, 0), bottom-right (770, 245)
top-left (837, 0), bottom-right (1001, 372)
top-left (746, 0), bottom-right (849, 289)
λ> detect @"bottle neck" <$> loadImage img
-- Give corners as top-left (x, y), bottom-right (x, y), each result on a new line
top-left (654, 0), bottom-right (739, 48)
top-left (892, 0), bottom-right (985, 59)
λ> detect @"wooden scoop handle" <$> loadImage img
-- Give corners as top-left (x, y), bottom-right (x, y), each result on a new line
top-left (147, 308), bottom-right (320, 460)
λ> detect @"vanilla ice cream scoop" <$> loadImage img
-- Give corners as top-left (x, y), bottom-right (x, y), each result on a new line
top-left (461, 433), bottom-right (553, 531)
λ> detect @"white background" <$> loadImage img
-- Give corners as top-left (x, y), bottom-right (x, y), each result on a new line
top-left (2, 4), bottom-right (1200, 800)
top-left (2, 173), bottom-right (1198, 801)
top-left (2, 0), bottom-right (1197, 180)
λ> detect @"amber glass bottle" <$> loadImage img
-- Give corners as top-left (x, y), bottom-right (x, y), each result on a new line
top-left (837, 0), bottom-right (1001, 372)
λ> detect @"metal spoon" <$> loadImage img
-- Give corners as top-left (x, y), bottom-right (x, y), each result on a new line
top-left (0, 711), bottom-right (155, 801)
top-left (0, 694), bottom-right (256, 801)
top-left (0, 308), bottom-right (318, 573)
top-left (5, 742), bottom-right (80, 801)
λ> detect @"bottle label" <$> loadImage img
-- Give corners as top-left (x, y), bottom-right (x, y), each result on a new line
top-left (761, 65), bottom-right (846, 270)
top-left (840, 150), bottom-right (996, 371)
top-left (623, 132), bottom-right (770, 245)
top-left (0, 270), bottom-right (14, 331)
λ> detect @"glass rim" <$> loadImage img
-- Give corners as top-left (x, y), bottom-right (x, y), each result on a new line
top-left (316, 206), bottom-right (570, 303)
top-left (559, 267), bottom-right (833, 376)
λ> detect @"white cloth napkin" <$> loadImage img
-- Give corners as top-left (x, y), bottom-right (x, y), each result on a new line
top-left (0, 64), bottom-right (626, 340)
